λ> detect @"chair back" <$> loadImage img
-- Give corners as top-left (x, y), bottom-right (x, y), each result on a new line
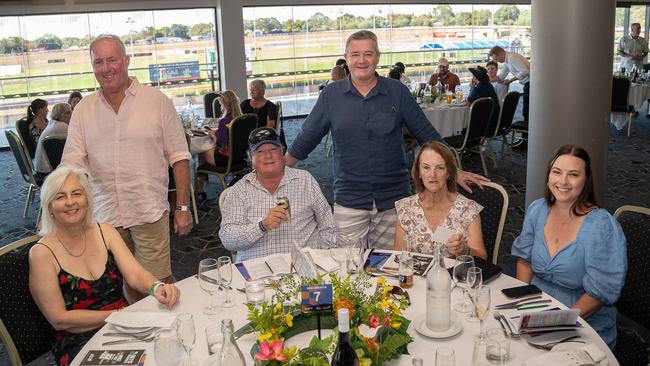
top-left (5, 130), bottom-right (40, 187)
top-left (15, 117), bottom-right (37, 159)
top-left (492, 91), bottom-right (520, 138)
top-left (276, 101), bottom-right (283, 122)
top-left (460, 97), bottom-right (494, 150)
top-left (0, 235), bottom-right (54, 365)
top-left (42, 135), bottom-right (66, 171)
top-left (212, 97), bottom-right (222, 119)
top-left (227, 113), bottom-right (259, 169)
top-left (457, 182), bottom-right (509, 264)
top-left (203, 92), bottom-right (218, 118)
top-left (614, 205), bottom-right (650, 329)
top-left (611, 77), bottom-right (631, 112)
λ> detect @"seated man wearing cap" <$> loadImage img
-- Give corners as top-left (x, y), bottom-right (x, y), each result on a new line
top-left (219, 127), bottom-right (337, 262)
top-left (466, 66), bottom-right (501, 136)
top-left (428, 58), bottom-right (460, 93)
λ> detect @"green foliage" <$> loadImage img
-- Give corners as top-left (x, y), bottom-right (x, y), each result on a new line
top-left (189, 23), bottom-right (214, 37)
top-left (494, 5), bottom-right (520, 25)
top-left (374, 333), bottom-right (413, 365)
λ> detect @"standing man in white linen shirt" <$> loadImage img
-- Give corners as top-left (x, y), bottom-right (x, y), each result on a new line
top-left (489, 45), bottom-right (530, 122)
top-left (61, 34), bottom-right (192, 300)
top-left (618, 23), bottom-right (649, 73)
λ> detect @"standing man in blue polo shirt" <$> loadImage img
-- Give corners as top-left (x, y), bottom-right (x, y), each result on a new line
top-left (286, 30), bottom-right (486, 249)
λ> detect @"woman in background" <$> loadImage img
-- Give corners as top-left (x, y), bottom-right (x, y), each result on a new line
top-left (26, 98), bottom-right (49, 148)
top-left (67, 91), bottom-right (83, 110)
top-left (240, 79), bottom-right (277, 129)
top-left (34, 103), bottom-right (72, 175)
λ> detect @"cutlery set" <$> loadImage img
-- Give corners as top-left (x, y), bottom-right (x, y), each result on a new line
top-left (494, 295), bottom-right (552, 310)
top-left (101, 328), bottom-right (161, 346)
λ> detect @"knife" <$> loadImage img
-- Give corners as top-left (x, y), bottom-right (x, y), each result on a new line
top-left (102, 336), bottom-right (155, 346)
top-left (494, 295), bottom-right (542, 308)
top-left (496, 299), bottom-right (552, 310)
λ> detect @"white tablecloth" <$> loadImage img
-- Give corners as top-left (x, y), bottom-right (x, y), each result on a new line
top-left (71, 253), bottom-right (618, 366)
top-left (422, 104), bottom-right (469, 138)
top-left (628, 83), bottom-right (650, 111)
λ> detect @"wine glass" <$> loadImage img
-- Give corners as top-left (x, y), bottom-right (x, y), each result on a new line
top-left (466, 267), bottom-right (483, 322)
top-left (176, 313), bottom-right (196, 366)
top-left (198, 258), bottom-right (221, 315)
top-left (452, 255), bottom-right (474, 313)
top-left (331, 232), bottom-right (353, 275)
top-left (435, 346), bottom-right (456, 366)
top-left (471, 285), bottom-right (491, 339)
top-left (218, 256), bottom-right (234, 308)
top-left (154, 328), bottom-right (185, 366)
top-left (347, 237), bottom-right (366, 274)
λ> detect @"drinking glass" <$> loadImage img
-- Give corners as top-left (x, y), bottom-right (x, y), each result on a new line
top-left (154, 328), bottom-right (185, 366)
top-left (331, 232), bottom-right (353, 275)
top-left (452, 255), bottom-right (475, 313)
top-left (347, 237), bottom-right (366, 274)
top-left (471, 285), bottom-right (491, 339)
top-left (198, 258), bottom-right (221, 315)
top-left (486, 328), bottom-right (510, 364)
top-left (218, 256), bottom-right (235, 308)
top-left (176, 313), bottom-right (195, 366)
top-left (435, 346), bottom-right (456, 366)
top-left (245, 280), bottom-right (266, 305)
top-left (205, 323), bottom-right (224, 355)
top-left (466, 267), bottom-right (483, 322)
top-left (471, 335), bottom-right (490, 366)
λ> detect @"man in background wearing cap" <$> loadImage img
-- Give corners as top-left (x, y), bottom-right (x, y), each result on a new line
top-left (220, 127), bottom-right (336, 262)
top-left (489, 45), bottom-right (530, 122)
top-left (428, 58), bottom-right (460, 93)
top-left (286, 30), bottom-right (487, 250)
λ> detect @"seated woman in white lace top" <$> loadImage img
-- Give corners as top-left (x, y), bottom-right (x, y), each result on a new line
top-left (394, 141), bottom-right (488, 259)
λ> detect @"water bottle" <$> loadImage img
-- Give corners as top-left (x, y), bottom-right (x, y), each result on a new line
top-left (217, 319), bottom-right (245, 366)
top-left (426, 243), bottom-right (451, 332)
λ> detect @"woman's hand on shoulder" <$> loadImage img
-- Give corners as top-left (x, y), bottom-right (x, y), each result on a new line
top-left (155, 283), bottom-right (181, 310)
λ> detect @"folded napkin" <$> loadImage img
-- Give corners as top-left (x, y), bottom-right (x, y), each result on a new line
top-left (522, 343), bottom-right (607, 366)
top-left (105, 311), bottom-right (178, 329)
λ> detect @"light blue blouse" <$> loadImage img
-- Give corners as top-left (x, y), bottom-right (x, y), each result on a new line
top-left (511, 199), bottom-right (627, 349)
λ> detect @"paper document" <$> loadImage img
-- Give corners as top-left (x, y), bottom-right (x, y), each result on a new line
top-left (516, 309), bottom-right (581, 333)
top-left (291, 241), bottom-right (318, 278)
top-left (236, 255), bottom-right (291, 281)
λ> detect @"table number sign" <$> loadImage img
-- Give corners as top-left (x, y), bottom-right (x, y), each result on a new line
top-left (300, 284), bottom-right (333, 314)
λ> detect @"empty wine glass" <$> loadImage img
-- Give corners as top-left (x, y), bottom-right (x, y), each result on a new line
top-left (471, 285), bottom-right (491, 339)
top-left (176, 313), bottom-right (196, 366)
top-left (452, 255), bottom-right (474, 313)
top-left (218, 256), bottom-right (234, 308)
top-left (466, 267), bottom-right (483, 322)
top-left (331, 232), bottom-right (353, 275)
top-left (347, 237), bottom-right (366, 274)
top-left (198, 258), bottom-right (221, 315)
top-left (154, 328), bottom-right (185, 366)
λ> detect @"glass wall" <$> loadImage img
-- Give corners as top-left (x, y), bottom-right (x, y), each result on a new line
top-left (243, 4), bottom-right (532, 116)
top-left (0, 8), bottom-right (218, 147)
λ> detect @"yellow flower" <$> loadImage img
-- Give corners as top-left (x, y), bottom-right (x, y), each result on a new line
top-left (390, 321), bottom-right (401, 330)
top-left (382, 285), bottom-right (394, 296)
top-left (377, 277), bottom-right (387, 286)
top-left (380, 299), bottom-right (390, 310)
top-left (285, 313), bottom-right (294, 327)
top-left (274, 303), bottom-right (282, 312)
top-left (355, 348), bottom-right (365, 359)
top-left (258, 332), bottom-right (273, 342)
top-left (359, 358), bottom-right (373, 366)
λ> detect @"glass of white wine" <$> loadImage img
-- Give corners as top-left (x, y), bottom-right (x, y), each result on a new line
top-left (472, 285), bottom-right (491, 340)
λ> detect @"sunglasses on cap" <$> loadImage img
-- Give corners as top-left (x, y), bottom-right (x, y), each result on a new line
top-left (249, 128), bottom-right (278, 145)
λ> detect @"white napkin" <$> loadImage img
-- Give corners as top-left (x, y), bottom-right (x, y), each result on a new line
top-left (105, 311), bottom-right (178, 329)
top-left (522, 343), bottom-right (607, 366)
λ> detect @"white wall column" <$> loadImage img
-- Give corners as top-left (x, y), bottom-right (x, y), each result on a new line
top-left (217, 0), bottom-right (247, 98)
top-left (526, 0), bottom-right (615, 206)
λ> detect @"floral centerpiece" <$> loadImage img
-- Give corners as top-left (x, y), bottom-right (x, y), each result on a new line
top-left (243, 273), bottom-right (413, 366)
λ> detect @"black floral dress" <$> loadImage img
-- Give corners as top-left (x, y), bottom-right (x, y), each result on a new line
top-left (36, 225), bottom-right (128, 366)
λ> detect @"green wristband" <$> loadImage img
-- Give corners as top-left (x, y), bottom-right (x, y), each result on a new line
top-left (150, 281), bottom-right (163, 297)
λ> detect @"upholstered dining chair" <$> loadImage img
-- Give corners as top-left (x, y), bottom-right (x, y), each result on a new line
top-left (15, 117), bottom-right (37, 160)
top-left (42, 135), bottom-right (66, 171)
top-left (443, 97), bottom-right (494, 177)
top-left (611, 76), bottom-right (636, 137)
top-left (203, 92), bottom-right (218, 118)
top-left (457, 182), bottom-right (509, 265)
top-left (0, 234), bottom-right (54, 366)
top-left (483, 91), bottom-right (520, 168)
top-left (6, 130), bottom-right (42, 221)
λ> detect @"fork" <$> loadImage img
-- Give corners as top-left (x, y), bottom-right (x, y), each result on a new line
top-left (494, 311), bottom-right (520, 339)
top-left (529, 336), bottom-right (584, 350)
top-left (102, 335), bottom-right (156, 346)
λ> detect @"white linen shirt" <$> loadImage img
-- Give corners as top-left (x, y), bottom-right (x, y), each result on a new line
top-left (618, 34), bottom-right (649, 71)
top-left (498, 51), bottom-right (530, 84)
top-left (61, 77), bottom-right (190, 229)
top-left (220, 167), bottom-right (336, 262)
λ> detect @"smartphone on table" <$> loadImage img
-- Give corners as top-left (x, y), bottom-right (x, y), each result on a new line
top-left (501, 284), bottom-right (542, 299)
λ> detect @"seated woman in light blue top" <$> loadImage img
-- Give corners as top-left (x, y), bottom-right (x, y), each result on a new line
top-left (511, 144), bottom-right (627, 349)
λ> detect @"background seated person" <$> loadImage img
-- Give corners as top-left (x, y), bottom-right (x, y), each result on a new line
top-left (388, 68), bottom-right (402, 81)
top-left (393, 61), bottom-right (412, 87)
top-left (486, 61), bottom-right (508, 106)
top-left (67, 91), bottom-right (83, 111)
top-left (25, 98), bottom-right (49, 154)
top-left (394, 141), bottom-right (487, 259)
top-left (428, 58), bottom-right (460, 93)
top-left (35, 103), bottom-right (72, 175)
top-left (466, 66), bottom-right (501, 136)
top-left (511, 145), bottom-right (626, 349)
top-left (240, 79), bottom-right (277, 129)
top-left (29, 167), bottom-right (180, 365)
top-left (326, 65), bottom-right (346, 87)
top-left (220, 127), bottom-right (336, 262)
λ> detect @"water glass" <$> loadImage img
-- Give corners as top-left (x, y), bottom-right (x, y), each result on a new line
top-left (435, 346), bottom-right (456, 366)
top-left (471, 335), bottom-right (490, 366)
top-left (486, 328), bottom-right (510, 364)
top-left (245, 280), bottom-right (266, 305)
top-left (452, 255), bottom-right (474, 313)
top-left (198, 258), bottom-right (221, 315)
top-left (154, 328), bottom-right (185, 366)
top-left (205, 323), bottom-right (224, 355)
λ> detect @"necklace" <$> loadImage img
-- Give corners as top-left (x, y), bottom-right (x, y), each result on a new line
top-left (57, 229), bottom-right (87, 258)
top-left (551, 210), bottom-right (572, 246)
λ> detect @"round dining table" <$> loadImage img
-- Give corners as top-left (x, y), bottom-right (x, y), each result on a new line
top-left (421, 103), bottom-right (469, 138)
top-left (71, 252), bottom-right (618, 366)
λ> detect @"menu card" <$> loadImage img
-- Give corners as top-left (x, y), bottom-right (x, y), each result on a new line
top-left (515, 309), bottom-right (582, 334)
top-left (235, 254), bottom-right (292, 281)
top-left (80, 350), bottom-right (145, 365)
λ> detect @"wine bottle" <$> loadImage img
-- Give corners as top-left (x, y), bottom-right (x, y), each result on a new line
top-left (331, 308), bottom-right (360, 366)
top-left (426, 243), bottom-right (451, 332)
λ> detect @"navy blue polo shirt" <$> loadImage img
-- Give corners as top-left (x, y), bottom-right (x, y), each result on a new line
top-left (289, 76), bottom-right (442, 212)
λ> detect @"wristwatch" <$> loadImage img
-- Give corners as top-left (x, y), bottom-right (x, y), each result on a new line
top-left (175, 205), bottom-right (191, 212)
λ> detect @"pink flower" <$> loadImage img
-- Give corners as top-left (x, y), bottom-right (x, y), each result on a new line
top-left (384, 316), bottom-right (392, 326)
top-left (255, 339), bottom-right (288, 362)
top-left (369, 315), bottom-right (380, 328)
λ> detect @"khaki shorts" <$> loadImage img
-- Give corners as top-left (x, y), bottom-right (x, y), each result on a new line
top-left (117, 212), bottom-right (172, 279)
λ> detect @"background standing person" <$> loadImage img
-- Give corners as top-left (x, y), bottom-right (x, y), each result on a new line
top-left (240, 79), bottom-right (278, 129)
top-left (618, 22), bottom-right (649, 72)
top-left (286, 30), bottom-right (487, 250)
top-left (489, 45), bottom-right (530, 122)
top-left (61, 34), bottom-right (192, 301)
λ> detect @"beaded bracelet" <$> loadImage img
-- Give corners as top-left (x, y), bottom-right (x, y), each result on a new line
top-left (149, 281), bottom-right (164, 297)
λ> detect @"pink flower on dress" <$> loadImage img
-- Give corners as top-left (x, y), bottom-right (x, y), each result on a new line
top-left (369, 315), bottom-right (380, 328)
top-left (255, 339), bottom-right (288, 362)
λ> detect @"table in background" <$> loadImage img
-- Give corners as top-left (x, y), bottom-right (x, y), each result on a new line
top-left (421, 103), bottom-right (469, 138)
top-left (71, 253), bottom-right (618, 366)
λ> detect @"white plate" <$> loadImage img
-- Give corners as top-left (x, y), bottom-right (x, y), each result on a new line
top-left (550, 341), bottom-right (588, 352)
top-left (413, 315), bottom-right (463, 339)
top-left (111, 324), bottom-right (154, 334)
